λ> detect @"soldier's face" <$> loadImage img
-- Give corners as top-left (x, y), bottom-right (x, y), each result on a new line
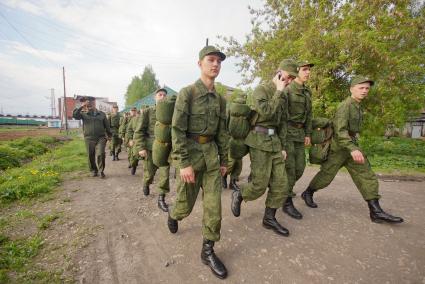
top-left (112, 107), bottom-right (118, 114)
top-left (198, 54), bottom-right (222, 79)
top-left (155, 91), bottom-right (167, 103)
top-left (350, 83), bottom-right (371, 102)
top-left (297, 66), bottom-right (311, 82)
top-left (130, 110), bottom-right (136, 116)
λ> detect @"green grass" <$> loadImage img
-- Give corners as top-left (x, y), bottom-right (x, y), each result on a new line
top-left (37, 213), bottom-right (61, 230)
top-left (0, 136), bottom-right (61, 171)
top-left (0, 138), bottom-right (86, 204)
top-left (360, 136), bottom-right (425, 174)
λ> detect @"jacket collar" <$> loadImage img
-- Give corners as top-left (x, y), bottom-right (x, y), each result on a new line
top-left (196, 79), bottom-right (218, 97)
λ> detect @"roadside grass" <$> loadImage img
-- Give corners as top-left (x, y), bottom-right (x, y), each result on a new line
top-left (0, 136), bottom-right (86, 283)
top-left (360, 136), bottom-right (425, 175)
top-left (0, 136), bottom-right (62, 171)
top-left (0, 138), bottom-right (86, 204)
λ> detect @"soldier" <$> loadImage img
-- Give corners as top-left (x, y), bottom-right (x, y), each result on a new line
top-left (282, 61), bottom-right (314, 220)
top-left (231, 59), bottom-right (297, 237)
top-left (167, 46), bottom-right (228, 279)
top-left (302, 76), bottom-right (404, 224)
top-left (108, 105), bottom-right (122, 161)
top-left (122, 108), bottom-right (136, 168)
top-left (73, 96), bottom-right (112, 178)
top-left (133, 88), bottom-right (171, 212)
top-left (126, 108), bottom-right (140, 175)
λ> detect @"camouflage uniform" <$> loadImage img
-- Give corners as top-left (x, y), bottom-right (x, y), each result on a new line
top-left (170, 79), bottom-right (228, 241)
top-left (108, 112), bottom-right (122, 157)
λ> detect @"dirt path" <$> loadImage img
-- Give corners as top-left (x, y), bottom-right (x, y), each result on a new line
top-left (61, 153), bottom-right (425, 284)
top-left (0, 128), bottom-right (61, 140)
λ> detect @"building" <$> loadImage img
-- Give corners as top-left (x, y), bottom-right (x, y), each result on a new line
top-left (58, 96), bottom-right (118, 119)
top-left (403, 110), bottom-right (425, 138)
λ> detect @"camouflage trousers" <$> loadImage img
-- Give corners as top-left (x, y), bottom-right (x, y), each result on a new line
top-left (309, 148), bottom-right (380, 201)
top-left (241, 148), bottom-right (289, 208)
top-left (143, 150), bottom-right (170, 195)
top-left (285, 141), bottom-right (306, 197)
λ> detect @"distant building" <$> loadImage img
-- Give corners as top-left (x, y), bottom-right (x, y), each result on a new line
top-left (403, 110), bottom-right (425, 138)
top-left (58, 96), bottom-right (118, 119)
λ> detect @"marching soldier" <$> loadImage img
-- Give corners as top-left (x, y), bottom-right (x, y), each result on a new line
top-left (282, 61), bottom-right (314, 220)
top-left (231, 59), bottom-right (297, 236)
top-left (302, 76), bottom-right (403, 224)
top-left (126, 108), bottom-right (140, 175)
top-left (167, 45), bottom-right (229, 279)
top-left (108, 105), bottom-right (122, 161)
top-left (133, 88), bottom-right (171, 212)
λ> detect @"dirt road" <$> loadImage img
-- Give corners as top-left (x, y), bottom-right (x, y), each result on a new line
top-left (61, 154), bottom-right (425, 284)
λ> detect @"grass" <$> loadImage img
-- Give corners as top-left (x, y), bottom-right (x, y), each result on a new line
top-left (0, 136), bottom-right (61, 171)
top-left (0, 138), bottom-right (86, 204)
top-left (359, 136), bottom-right (425, 174)
top-left (0, 136), bottom-right (86, 283)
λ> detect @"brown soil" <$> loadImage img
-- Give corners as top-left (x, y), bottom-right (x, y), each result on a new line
top-left (4, 152), bottom-right (425, 283)
top-left (0, 128), bottom-right (62, 141)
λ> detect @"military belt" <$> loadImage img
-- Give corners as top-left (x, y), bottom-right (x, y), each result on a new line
top-left (187, 134), bottom-right (214, 144)
top-left (289, 121), bottom-right (305, 129)
top-left (252, 126), bottom-right (276, 136)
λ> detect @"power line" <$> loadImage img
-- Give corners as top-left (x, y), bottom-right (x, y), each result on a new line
top-left (0, 9), bottom-right (58, 67)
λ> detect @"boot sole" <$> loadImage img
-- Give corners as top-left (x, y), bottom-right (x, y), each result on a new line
top-left (371, 218), bottom-right (404, 224)
top-left (201, 259), bottom-right (228, 279)
top-left (262, 223), bottom-right (289, 237)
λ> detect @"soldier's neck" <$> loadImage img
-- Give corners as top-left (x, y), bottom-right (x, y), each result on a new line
top-left (200, 75), bottom-right (215, 92)
top-left (294, 77), bottom-right (304, 86)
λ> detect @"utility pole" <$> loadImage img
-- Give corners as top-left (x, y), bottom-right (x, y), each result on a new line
top-left (62, 67), bottom-right (68, 134)
top-left (206, 38), bottom-right (209, 46)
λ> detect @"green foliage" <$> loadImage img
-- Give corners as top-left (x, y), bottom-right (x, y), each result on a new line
top-left (125, 65), bottom-right (160, 106)
top-left (0, 139), bottom-right (86, 204)
top-left (38, 214), bottom-right (60, 230)
top-left (219, 0), bottom-right (425, 135)
top-left (360, 136), bottom-right (425, 172)
top-left (0, 136), bottom-right (60, 171)
top-left (0, 235), bottom-right (43, 271)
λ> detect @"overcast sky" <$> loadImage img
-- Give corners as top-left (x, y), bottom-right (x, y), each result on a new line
top-left (0, 0), bottom-right (261, 115)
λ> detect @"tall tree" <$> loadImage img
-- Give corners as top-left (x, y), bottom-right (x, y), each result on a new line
top-left (219, 0), bottom-right (425, 135)
top-left (125, 65), bottom-right (160, 106)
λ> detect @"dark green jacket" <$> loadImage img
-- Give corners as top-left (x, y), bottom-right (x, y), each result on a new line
top-left (133, 106), bottom-right (156, 152)
top-left (285, 80), bottom-right (313, 142)
top-left (125, 116), bottom-right (139, 144)
top-left (73, 107), bottom-right (111, 139)
top-left (244, 81), bottom-right (287, 152)
top-left (172, 79), bottom-right (228, 170)
top-left (331, 96), bottom-right (362, 153)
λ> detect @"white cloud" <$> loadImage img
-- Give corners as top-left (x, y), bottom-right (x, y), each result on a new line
top-left (0, 0), bottom-right (262, 115)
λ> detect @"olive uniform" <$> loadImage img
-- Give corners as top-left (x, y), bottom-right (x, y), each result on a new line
top-left (125, 115), bottom-right (140, 169)
top-left (308, 96), bottom-right (380, 199)
top-left (108, 112), bottom-right (122, 159)
top-left (285, 80), bottom-right (312, 197)
top-left (73, 106), bottom-right (111, 175)
top-left (169, 79), bottom-right (228, 242)
top-left (239, 81), bottom-right (289, 208)
top-left (133, 106), bottom-right (170, 195)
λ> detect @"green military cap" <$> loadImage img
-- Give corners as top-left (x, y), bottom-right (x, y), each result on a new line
top-left (278, 59), bottom-right (298, 77)
top-left (350, 75), bottom-right (375, 87)
top-left (155, 88), bottom-right (168, 94)
top-left (199, 45), bottom-right (226, 61)
top-left (297, 61), bottom-right (314, 68)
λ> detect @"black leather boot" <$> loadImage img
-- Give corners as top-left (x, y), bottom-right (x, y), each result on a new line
top-left (92, 171), bottom-right (98, 177)
top-left (158, 194), bottom-right (168, 212)
top-left (231, 190), bottom-right (243, 217)
top-left (282, 197), bottom-right (303, 219)
top-left (201, 239), bottom-right (228, 279)
top-left (221, 175), bottom-right (228, 189)
top-left (229, 177), bottom-right (240, 191)
top-left (167, 213), bottom-right (178, 233)
top-left (131, 166), bottom-right (137, 175)
top-left (143, 184), bottom-right (150, 196)
top-left (367, 199), bottom-right (404, 224)
top-left (115, 153), bottom-right (119, 161)
top-left (262, 207), bottom-right (289, 237)
top-left (301, 186), bottom-right (318, 208)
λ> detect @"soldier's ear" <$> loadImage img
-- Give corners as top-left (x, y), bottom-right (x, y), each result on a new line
top-left (198, 60), bottom-right (202, 68)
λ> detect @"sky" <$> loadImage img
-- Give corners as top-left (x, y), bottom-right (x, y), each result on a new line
top-left (0, 0), bottom-right (262, 116)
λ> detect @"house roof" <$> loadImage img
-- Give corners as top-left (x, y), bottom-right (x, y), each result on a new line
top-left (122, 85), bottom-right (178, 112)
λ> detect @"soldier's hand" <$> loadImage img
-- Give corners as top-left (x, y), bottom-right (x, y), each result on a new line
top-left (139, 150), bottom-right (147, 157)
top-left (304, 136), bottom-right (311, 146)
top-left (128, 140), bottom-right (134, 147)
top-left (220, 166), bottom-right (227, 177)
top-left (180, 166), bottom-right (195, 184)
top-left (282, 150), bottom-right (287, 160)
top-left (351, 150), bottom-right (365, 164)
top-left (272, 72), bottom-right (286, 92)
